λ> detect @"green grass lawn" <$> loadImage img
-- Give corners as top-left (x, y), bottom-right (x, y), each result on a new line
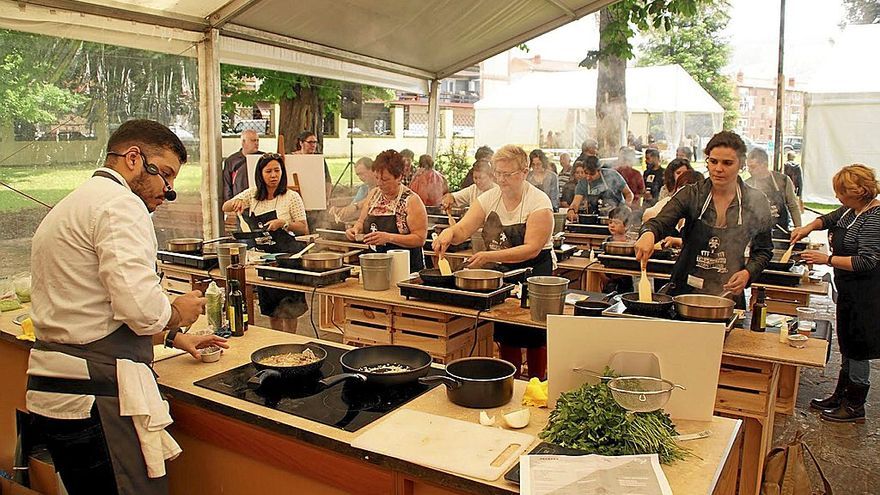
top-left (0, 160), bottom-right (363, 212)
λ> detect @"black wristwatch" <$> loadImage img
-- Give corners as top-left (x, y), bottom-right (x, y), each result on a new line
top-left (164, 327), bottom-right (181, 348)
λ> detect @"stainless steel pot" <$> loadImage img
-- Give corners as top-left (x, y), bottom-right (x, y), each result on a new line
top-left (603, 241), bottom-right (636, 256)
top-left (673, 294), bottom-right (735, 322)
top-left (453, 269), bottom-right (504, 291)
top-left (301, 252), bottom-right (343, 272)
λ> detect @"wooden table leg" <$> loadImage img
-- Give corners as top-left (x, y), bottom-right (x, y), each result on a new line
top-left (585, 269), bottom-right (603, 292)
top-left (775, 365), bottom-right (799, 415)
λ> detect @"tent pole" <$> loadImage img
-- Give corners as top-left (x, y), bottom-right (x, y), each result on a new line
top-left (198, 28), bottom-right (224, 238)
top-left (426, 79), bottom-right (441, 157)
top-left (772, 0), bottom-right (786, 172)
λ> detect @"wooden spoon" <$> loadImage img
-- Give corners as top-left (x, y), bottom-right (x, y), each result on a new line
top-left (638, 262), bottom-right (652, 303)
top-left (438, 256), bottom-right (453, 276)
top-left (779, 243), bottom-right (795, 264)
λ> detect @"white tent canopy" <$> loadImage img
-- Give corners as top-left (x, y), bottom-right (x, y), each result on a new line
top-left (802, 25), bottom-right (880, 204)
top-left (474, 64), bottom-right (724, 150)
top-left (1, 0), bottom-right (615, 235)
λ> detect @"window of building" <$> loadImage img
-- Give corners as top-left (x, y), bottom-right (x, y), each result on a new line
top-left (352, 103), bottom-right (392, 137)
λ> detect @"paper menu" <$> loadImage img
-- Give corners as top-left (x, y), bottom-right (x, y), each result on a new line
top-left (520, 454), bottom-right (672, 495)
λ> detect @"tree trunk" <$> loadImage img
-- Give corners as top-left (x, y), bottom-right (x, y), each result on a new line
top-left (596, 8), bottom-right (627, 158)
top-left (278, 79), bottom-right (324, 152)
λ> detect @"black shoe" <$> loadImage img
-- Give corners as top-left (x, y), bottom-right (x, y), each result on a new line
top-left (821, 382), bottom-right (869, 423)
top-left (810, 368), bottom-right (849, 411)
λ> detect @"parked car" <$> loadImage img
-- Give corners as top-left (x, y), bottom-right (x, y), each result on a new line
top-left (783, 136), bottom-right (802, 153)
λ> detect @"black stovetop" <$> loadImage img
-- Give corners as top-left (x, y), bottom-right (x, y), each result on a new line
top-left (194, 343), bottom-right (442, 432)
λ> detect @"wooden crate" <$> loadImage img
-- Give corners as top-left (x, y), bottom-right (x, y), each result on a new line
top-left (160, 268), bottom-right (193, 295)
top-left (715, 356), bottom-right (777, 418)
top-left (395, 322), bottom-right (494, 364)
top-left (343, 301), bottom-right (393, 346)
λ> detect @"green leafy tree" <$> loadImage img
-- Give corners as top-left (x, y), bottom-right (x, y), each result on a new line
top-left (842, 0), bottom-right (880, 24)
top-left (220, 66), bottom-right (393, 151)
top-left (0, 30), bottom-right (85, 130)
top-left (637, 0), bottom-right (739, 129)
top-left (580, 0), bottom-right (706, 156)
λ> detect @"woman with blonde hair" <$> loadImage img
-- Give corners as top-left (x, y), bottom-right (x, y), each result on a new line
top-left (791, 164), bottom-right (880, 423)
top-left (434, 145), bottom-right (555, 379)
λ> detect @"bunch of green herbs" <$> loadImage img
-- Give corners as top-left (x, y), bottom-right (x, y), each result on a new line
top-left (539, 369), bottom-right (689, 464)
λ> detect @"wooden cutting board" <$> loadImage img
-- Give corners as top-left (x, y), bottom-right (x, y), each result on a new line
top-left (351, 409), bottom-right (534, 481)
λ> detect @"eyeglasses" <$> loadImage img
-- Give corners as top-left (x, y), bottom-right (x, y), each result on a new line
top-left (493, 169), bottom-right (522, 180)
top-left (304, 140), bottom-right (318, 145)
top-left (261, 153), bottom-right (284, 160)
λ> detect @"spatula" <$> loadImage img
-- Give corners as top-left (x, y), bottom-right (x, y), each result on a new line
top-left (438, 256), bottom-right (453, 276)
top-left (290, 242), bottom-right (316, 259)
top-left (638, 262), bottom-right (652, 303)
top-left (779, 243), bottom-right (795, 264)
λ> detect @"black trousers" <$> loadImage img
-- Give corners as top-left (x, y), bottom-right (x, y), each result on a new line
top-left (32, 406), bottom-right (119, 495)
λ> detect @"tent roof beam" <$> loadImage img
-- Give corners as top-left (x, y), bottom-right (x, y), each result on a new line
top-left (21, 0), bottom-right (207, 32)
top-left (208, 0), bottom-right (263, 29)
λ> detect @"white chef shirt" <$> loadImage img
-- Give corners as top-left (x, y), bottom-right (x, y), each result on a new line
top-left (27, 167), bottom-right (172, 419)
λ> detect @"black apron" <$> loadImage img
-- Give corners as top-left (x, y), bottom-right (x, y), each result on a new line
top-left (244, 197), bottom-right (304, 254)
top-left (584, 171), bottom-right (621, 215)
top-left (26, 170), bottom-right (168, 494)
top-left (829, 207), bottom-right (880, 360)
top-left (247, 199), bottom-right (306, 316)
top-left (485, 187), bottom-right (554, 348)
top-left (364, 188), bottom-right (425, 273)
top-left (670, 185), bottom-right (748, 308)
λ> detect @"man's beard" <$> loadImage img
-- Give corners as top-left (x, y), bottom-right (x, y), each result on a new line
top-left (130, 169), bottom-right (159, 212)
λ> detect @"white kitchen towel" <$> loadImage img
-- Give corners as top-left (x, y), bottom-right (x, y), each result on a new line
top-left (116, 359), bottom-right (182, 478)
top-left (388, 249), bottom-right (411, 284)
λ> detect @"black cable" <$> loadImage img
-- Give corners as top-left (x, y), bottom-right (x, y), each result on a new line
top-left (309, 286), bottom-right (320, 339)
top-left (468, 310), bottom-right (484, 357)
top-left (327, 296), bottom-right (345, 333)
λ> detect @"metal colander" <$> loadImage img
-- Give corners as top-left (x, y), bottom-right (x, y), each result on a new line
top-left (607, 376), bottom-right (686, 413)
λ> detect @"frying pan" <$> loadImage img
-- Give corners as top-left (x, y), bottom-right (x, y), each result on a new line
top-left (233, 231), bottom-right (269, 240)
top-left (419, 268), bottom-right (456, 288)
top-left (166, 236), bottom-right (231, 253)
top-left (619, 292), bottom-right (674, 317)
top-left (319, 345), bottom-right (433, 388)
top-left (301, 252), bottom-right (343, 271)
top-left (574, 300), bottom-right (611, 316)
top-left (247, 343), bottom-right (328, 389)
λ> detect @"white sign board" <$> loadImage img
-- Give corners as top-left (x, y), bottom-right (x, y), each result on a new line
top-left (546, 315), bottom-right (725, 421)
top-left (246, 154), bottom-right (327, 210)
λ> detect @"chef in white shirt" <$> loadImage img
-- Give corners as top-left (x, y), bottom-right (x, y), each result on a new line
top-left (440, 159), bottom-right (498, 210)
top-left (26, 119), bottom-right (227, 495)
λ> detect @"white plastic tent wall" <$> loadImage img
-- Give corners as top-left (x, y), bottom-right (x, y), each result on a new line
top-left (802, 25), bottom-right (880, 204)
top-left (474, 64), bottom-right (724, 150)
top-left (0, 0), bottom-right (616, 236)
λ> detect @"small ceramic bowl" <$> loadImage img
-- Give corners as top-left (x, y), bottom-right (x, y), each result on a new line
top-left (787, 334), bottom-right (809, 349)
top-left (200, 345), bottom-right (222, 363)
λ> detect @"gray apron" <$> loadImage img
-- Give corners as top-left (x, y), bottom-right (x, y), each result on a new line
top-left (27, 169), bottom-right (169, 494)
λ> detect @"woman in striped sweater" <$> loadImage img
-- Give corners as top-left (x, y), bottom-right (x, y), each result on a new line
top-left (791, 164), bottom-right (880, 423)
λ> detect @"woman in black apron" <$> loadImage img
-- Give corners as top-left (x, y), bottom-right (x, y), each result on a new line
top-left (635, 131), bottom-right (774, 305)
top-left (346, 150), bottom-right (428, 273)
top-left (223, 153), bottom-right (310, 332)
top-left (793, 164), bottom-right (880, 423)
top-left (434, 145), bottom-right (555, 379)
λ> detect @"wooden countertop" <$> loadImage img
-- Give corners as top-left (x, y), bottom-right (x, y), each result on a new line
top-left (152, 325), bottom-right (741, 494)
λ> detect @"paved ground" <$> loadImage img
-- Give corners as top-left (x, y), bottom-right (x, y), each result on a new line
top-left (771, 292), bottom-right (880, 494)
